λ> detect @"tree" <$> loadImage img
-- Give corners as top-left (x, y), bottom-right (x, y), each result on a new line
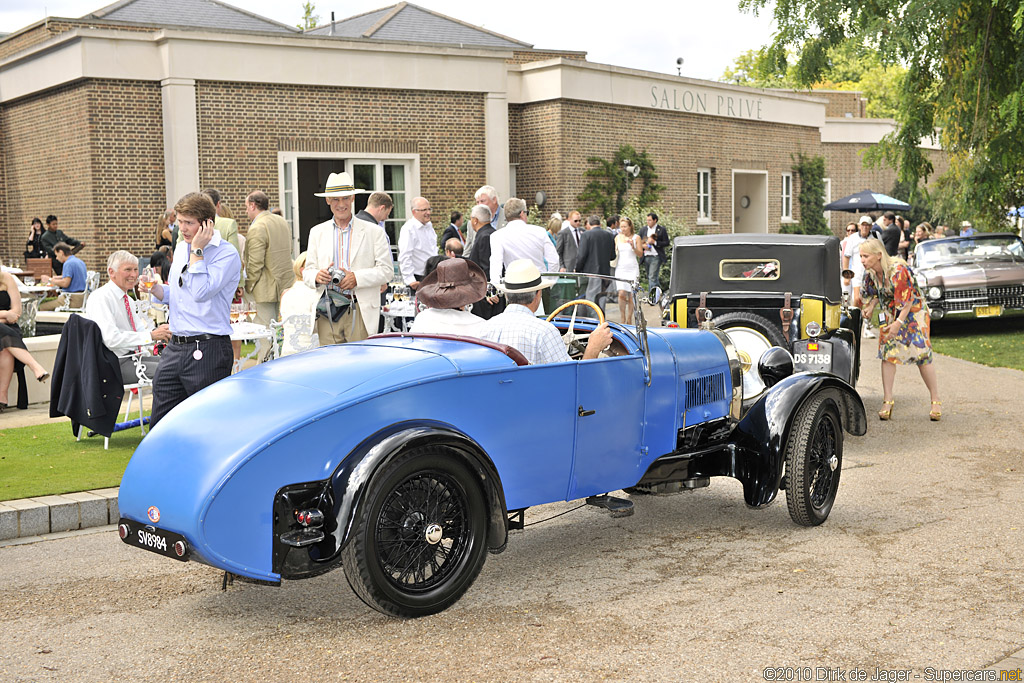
top-left (739, 0), bottom-right (1024, 229)
top-left (577, 144), bottom-right (664, 217)
top-left (720, 43), bottom-right (905, 119)
top-left (296, 2), bottom-right (319, 31)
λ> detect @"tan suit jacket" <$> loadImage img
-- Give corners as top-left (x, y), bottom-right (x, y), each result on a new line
top-left (302, 216), bottom-right (394, 335)
top-left (244, 211), bottom-right (294, 303)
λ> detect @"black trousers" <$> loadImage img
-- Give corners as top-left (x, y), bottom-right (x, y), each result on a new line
top-left (150, 336), bottom-right (232, 428)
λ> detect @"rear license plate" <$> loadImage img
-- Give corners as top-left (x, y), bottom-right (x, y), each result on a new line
top-left (975, 305), bottom-right (1003, 318)
top-left (118, 518), bottom-right (189, 562)
top-left (792, 340), bottom-right (833, 373)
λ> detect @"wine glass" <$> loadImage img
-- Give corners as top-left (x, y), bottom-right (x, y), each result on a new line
top-left (230, 303), bottom-right (242, 324)
top-left (139, 267), bottom-right (156, 293)
top-left (244, 301), bottom-right (257, 323)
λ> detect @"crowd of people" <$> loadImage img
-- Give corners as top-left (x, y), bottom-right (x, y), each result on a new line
top-left (4, 175), bottom-right (969, 431)
top-left (10, 174), bottom-right (656, 423)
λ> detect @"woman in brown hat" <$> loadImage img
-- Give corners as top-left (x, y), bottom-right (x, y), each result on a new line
top-left (411, 258), bottom-right (489, 337)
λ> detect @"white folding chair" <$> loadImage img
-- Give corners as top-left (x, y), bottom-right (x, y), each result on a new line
top-left (271, 314), bottom-right (319, 357)
top-left (56, 271), bottom-right (100, 313)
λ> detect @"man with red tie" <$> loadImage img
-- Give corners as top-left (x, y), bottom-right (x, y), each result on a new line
top-left (84, 250), bottom-right (171, 384)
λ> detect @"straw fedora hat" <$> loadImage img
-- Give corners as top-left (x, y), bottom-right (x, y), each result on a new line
top-left (498, 259), bottom-right (557, 294)
top-left (417, 258), bottom-right (487, 309)
top-left (314, 171), bottom-right (367, 198)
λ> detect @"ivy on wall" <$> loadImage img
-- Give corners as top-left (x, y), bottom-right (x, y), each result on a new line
top-left (781, 152), bottom-right (830, 235)
top-left (577, 144), bottom-right (665, 217)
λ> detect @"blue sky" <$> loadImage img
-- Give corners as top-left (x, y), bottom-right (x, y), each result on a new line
top-left (0, 0), bottom-right (778, 82)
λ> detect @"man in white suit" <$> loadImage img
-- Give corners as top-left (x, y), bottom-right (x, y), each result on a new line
top-left (302, 172), bottom-right (394, 345)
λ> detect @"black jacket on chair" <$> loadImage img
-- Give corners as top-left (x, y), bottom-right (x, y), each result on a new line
top-left (49, 314), bottom-right (124, 438)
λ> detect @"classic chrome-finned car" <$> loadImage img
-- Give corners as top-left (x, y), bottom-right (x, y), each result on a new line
top-left (118, 276), bottom-right (865, 618)
top-left (911, 233), bottom-right (1024, 320)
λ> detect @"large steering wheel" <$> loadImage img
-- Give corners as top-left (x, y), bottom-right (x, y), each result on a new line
top-left (546, 299), bottom-right (605, 358)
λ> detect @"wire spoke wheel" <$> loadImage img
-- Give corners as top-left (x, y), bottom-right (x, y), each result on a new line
top-left (343, 446), bottom-right (488, 617)
top-left (375, 470), bottom-right (469, 591)
top-left (807, 417), bottom-right (838, 509)
top-left (784, 395), bottom-right (843, 526)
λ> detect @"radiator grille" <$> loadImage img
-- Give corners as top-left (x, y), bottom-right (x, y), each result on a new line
top-left (944, 285), bottom-right (1024, 311)
top-left (685, 373), bottom-right (726, 408)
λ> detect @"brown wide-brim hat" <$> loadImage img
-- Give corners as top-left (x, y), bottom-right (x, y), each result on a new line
top-left (417, 258), bottom-right (487, 309)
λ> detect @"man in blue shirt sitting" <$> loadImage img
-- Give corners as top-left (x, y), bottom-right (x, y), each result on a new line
top-left (40, 242), bottom-right (88, 311)
top-left (147, 192), bottom-right (241, 427)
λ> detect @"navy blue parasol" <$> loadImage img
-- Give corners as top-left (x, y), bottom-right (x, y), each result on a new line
top-left (824, 190), bottom-right (911, 212)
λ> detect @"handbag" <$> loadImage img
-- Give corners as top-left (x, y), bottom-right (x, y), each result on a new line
top-left (315, 288), bottom-right (352, 322)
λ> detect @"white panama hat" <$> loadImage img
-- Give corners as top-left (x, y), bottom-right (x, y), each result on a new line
top-left (499, 259), bottom-right (558, 294)
top-left (314, 171), bottom-right (367, 198)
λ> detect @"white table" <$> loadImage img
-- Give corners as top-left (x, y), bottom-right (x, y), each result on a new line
top-left (229, 321), bottom-right (276, 373)
top-left (381, 299), bottom-right (418, 333)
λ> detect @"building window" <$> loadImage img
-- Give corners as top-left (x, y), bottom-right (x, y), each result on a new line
top-left (781, 172), bottom-right (793, 220)
top-left (697, 168), bottom-right (711, 221)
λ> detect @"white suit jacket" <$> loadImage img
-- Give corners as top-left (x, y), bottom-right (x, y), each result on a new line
top-left (302, 215), bottom-right (394, 335)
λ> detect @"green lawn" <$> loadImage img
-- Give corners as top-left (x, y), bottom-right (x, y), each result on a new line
top-left (930, 312), bottom-right (1024, 372)
top-left (0, 418), bottom-right (144, 500)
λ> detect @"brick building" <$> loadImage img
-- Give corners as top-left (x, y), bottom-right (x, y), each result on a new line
top-left (0, 0), bottom-right (944, 271)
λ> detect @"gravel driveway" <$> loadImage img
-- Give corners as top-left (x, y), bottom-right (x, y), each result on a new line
top-left (1, 344), bottom-right (1021, 682)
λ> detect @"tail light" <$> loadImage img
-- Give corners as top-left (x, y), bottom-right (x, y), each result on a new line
top-left (295, 509), bottom-right (324, 527)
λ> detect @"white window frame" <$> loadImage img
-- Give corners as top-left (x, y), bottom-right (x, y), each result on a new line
top-left (781, 172), bottom-right (793, 222)
top-left (697, 168), bottom-right (712, 222)
top-left (277, 151), bottom-right (421, 255)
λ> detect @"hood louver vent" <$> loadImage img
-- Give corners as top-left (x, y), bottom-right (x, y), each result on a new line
top-left (685, 373), bottom-right (726, 409)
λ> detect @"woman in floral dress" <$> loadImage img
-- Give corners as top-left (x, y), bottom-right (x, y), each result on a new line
top-left (859, 238), bottom-right (942, 421)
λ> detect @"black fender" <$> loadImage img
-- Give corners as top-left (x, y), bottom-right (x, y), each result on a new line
top-left (331, 423), bottom-right (508, 553)
top-left (730, 373), bottom-right (866, 508)
top-left (840, 306), bottom-right (863, 384)
top-left (272, 423), bottom-right (508, 580)
top-left (826, 327), bottom-right (859, 387)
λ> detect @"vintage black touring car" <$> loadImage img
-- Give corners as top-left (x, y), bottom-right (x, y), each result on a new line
top-left (663, 234), bottom-right (861, 402)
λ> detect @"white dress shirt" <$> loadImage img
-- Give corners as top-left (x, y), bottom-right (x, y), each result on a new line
top-left (84, 280), bottom-right (155, 357)
top-left (489, 219), bottom-right (561, 284)
top-left (411, 307), bottom-right (488, 337)
top-left (397, 218), bottom-right (437, 284)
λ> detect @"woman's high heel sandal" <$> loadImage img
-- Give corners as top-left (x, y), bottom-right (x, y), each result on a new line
top-left (878, 400), bottom-right (894, 420)
top-left (929, 401), bottom-right (942, 421)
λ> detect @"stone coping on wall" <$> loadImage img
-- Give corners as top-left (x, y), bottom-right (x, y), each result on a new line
top-left (0, 488), bottom-right (120, 542)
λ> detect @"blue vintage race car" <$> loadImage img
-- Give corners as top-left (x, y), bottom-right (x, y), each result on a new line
top-left (118, 282), bottom-right (866, 617)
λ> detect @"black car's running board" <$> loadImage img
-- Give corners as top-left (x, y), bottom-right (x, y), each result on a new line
top-left (585, 494), bottom-right (634, 518)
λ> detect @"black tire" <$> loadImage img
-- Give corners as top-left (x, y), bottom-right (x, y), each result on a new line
top-left (342, 446), bottom-right (488, 618)
top-left (784, 395), bottom-right (843, 526)
top-left (712, 311), bottom-right (789, 348)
